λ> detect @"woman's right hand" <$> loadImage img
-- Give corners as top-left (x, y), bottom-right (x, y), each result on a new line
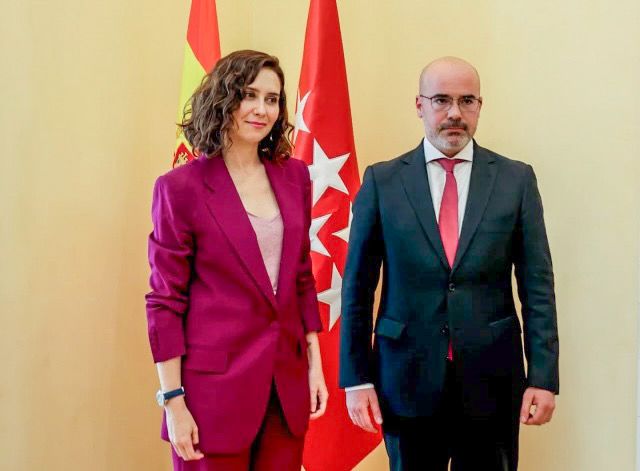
top-left (165, 397), bottom-right (205, 461)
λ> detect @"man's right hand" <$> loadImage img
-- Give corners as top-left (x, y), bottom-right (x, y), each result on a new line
top-left (165, 397), bottom-right (204, 461)
top-left (346, 388), bottom-right (383, 433)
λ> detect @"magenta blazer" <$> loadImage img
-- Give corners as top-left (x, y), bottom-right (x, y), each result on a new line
top-left (145, 155), bottom-right (322, 454)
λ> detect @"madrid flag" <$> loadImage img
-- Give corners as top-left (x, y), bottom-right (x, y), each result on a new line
top-left (173, 0), bottom-right (221, 166)
top-left (295, 1), bottom-right (382, 469)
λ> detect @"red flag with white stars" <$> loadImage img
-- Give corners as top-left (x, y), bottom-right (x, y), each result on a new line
top-left (294, 1), bottom-right (382, 469)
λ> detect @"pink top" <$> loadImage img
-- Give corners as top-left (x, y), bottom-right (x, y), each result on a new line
top-left (247, 211), bottom-right (283, 294)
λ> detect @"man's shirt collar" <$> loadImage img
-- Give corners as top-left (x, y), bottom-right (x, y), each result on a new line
top-left (423, 137), bottom-right (474, 164)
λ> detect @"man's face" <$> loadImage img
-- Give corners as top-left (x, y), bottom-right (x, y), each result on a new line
top-left (416, 62), bottom-right (482, 157)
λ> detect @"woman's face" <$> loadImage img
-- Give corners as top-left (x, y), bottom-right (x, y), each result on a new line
top-left (229, 67), bottom-right (282, 148)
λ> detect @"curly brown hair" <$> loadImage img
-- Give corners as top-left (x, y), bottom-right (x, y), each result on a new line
top-left (180, 50), bottom-right (294, 162)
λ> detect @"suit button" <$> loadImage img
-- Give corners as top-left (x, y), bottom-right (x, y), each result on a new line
top-left (441, 325), bottom-right (449, 335)
top-left (448, 283), bottom-right (455, 292)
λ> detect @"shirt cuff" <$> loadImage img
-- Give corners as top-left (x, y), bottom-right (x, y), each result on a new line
top-left (345, 383), bottom-right (375, 392)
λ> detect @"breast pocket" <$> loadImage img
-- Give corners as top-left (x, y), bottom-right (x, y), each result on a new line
top-left (477, 205), bottom-right (517, 233)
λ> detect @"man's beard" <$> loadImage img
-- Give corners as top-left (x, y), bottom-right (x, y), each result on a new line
top-left (428, 120), bottom-right (470, 155)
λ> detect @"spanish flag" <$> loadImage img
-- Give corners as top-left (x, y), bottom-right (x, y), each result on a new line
top-left (173, 0), bottom-right (221, 167)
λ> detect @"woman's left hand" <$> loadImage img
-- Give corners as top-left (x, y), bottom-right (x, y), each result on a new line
top-left (305, 331), bottom-right (328, 419)
top-left (309, 365), bottom-right (328, 419)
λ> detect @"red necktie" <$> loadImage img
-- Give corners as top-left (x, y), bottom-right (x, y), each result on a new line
top-left (436, 158), bottom-right (464, 360)
top-left (436, 158), bottom-right (464, 266)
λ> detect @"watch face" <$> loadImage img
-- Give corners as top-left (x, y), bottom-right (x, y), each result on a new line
top-left (156, 389), bottom-right (164, 406)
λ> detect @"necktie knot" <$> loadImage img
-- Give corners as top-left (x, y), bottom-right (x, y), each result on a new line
top-left (435, 158), bottom-right (465, 173)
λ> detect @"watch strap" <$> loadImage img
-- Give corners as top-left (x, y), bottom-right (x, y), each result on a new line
top-left (162, 387), bottom-right (185, 403)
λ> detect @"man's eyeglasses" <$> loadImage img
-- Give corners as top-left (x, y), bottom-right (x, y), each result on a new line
top-left (419, 94), bottom-right (482, 112)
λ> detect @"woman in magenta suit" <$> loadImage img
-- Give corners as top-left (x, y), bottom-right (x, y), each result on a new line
top-left (146, 50), bottom-right (328, 471)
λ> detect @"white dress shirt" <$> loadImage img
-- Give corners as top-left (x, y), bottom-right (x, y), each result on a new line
top-left (423, 137), bottom-right (473, 234)
top-left (344, 137), bottom-right (475, 393)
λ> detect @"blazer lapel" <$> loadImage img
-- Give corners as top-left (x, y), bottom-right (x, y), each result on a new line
top-left (400, 143), bottom-right (450, 271)
top-left (202, 157), bottom-right (278, 311)
top-left (263, 159), bottom-right (300, 307)
top-left (451, 144), bottom-right (497, 273)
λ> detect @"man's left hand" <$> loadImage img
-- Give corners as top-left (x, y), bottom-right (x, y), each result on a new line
top-left (520, 387), bottom-right (556, 425)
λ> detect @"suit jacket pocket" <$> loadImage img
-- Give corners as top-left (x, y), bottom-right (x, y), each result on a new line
top-left (183, 348), bottom-right (228, 374)
top-left (489, 316), bottom-right (521, 342)
top-left (375, 317), bottom-right (406, 340)
top-left (487, 316), bottom-right (525, 380)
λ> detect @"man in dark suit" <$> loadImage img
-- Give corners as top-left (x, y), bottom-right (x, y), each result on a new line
top-left (339, 57), bottom-right (559, 470)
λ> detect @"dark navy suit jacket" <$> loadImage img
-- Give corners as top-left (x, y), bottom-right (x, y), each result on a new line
top-left (339, 141), bottom-right (559, 418)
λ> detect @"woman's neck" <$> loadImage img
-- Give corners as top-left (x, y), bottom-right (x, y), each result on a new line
top-left (223, 141), bottom-right (261, 171)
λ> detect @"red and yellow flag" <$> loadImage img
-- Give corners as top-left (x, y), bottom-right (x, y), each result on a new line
top-left (295, 1), bottom-right (382, 469)
top-left (173, 0), bottom-right (221, 167)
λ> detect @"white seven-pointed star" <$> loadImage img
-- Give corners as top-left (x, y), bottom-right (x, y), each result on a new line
top-left (333, 201), bottom-right (353, 243)
top-left (317, 263), bottom-right (343, 330)
top-left (293, 90), bottom-right (311, 144)
top-left (308, 139), bottom-right (349, 205)
top-left (309, 213), bottom-right (331, 256)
